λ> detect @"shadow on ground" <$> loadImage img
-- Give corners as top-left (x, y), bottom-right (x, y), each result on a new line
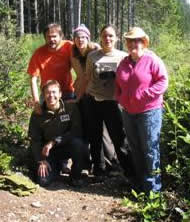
top-left (44, 173), bottom-right (132, 199)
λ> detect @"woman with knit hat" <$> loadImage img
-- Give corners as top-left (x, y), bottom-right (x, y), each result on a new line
top-left (71, 24), bottom-right (120, 176)
top-left (115, 27), bottom-right (168, 193)
top-left (71, 24), bottom-right (98, 97)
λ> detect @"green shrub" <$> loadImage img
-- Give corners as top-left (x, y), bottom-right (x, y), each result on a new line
top-left (0, 32), bottom-right (34, 172)
top-left (0, 150), bottom-right (12, 174)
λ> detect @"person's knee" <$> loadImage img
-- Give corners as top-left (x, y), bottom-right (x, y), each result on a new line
top-left (71, 138), bottom-right (88, 154)
top-left (70, 138), bottom-right (90, 163)
top-left (71, 138), bottom-right (83, 148)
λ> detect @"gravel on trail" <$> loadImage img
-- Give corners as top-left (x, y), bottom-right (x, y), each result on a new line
top-left (0, 173), bottom-right (136, 222)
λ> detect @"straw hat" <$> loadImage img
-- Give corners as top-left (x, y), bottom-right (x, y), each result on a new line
top-left (123, 27), bottom-right (149, 47)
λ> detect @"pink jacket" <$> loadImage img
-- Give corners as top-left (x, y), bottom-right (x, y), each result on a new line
top-left (115, 50), bottom-right (168, 114)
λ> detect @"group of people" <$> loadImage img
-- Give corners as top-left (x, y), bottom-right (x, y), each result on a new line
top-left (27, 23), bottom-right (168, 193)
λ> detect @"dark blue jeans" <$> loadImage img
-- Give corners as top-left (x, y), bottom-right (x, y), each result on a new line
top-left (36, 138), bottom-right (89, 187)
top-left (122, 108), bottom-right (163, 192)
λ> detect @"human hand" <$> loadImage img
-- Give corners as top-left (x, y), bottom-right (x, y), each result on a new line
top-left (42, 141), bottom-right (55, 157)
top-left (34, 102), bottom-right (42, 115)
top-left (38, 160), bottom-right (52, 178)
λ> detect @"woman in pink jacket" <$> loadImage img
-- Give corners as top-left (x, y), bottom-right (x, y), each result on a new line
top-left (116, 27), bottom-right (168, 193)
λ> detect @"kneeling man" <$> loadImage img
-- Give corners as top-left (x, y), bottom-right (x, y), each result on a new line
top-left (28, 80), bottom-right (89, 187)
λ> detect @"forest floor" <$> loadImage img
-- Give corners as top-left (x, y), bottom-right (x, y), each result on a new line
top-left (0, 173), bottom-right (136, 222)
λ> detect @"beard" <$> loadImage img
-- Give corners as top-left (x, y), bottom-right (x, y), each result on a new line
top-left (48, 42), bottom-right (57, 49)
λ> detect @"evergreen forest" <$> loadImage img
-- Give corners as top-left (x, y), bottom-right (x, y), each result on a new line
top-left (1, 0), bottom-right (190, 221)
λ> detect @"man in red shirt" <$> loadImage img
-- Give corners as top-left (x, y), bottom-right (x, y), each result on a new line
top-left (27, 23), bottom-right (74, 114)
top-left (27, 23), bottom-right (74, 173)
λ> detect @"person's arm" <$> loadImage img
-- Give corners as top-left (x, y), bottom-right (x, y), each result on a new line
top-left (76, 54), bottom-right (93, 100)
top-left (41, 141), bottom-right (55, 157)
top-left (115, 64), bottom-right (123, 102)
top-left (28, 112), bottom-right (44, 163)
top-left (76, 76), bottom-right (89, 100)
top-left (29, 112), bottom-right (54, 177)
top-left (144, 57), bottom-right (168, 98)
top-left (30, 76), bottom-right (42, 114)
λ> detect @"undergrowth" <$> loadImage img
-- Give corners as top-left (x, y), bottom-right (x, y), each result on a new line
top-left (0, 24), bottom-right (190, 222)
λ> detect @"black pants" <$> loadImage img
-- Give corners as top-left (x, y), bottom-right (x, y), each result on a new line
top-left (77, 95), bottom-right (118, 169)
top-left (84, 95), bottom-right (128, 173)
top-left (36, 137), bottom-right (89, 187)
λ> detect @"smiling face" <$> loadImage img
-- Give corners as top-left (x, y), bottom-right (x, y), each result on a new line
top-left (44, 84), bottom-right (62, 111)
top-left (74, 32), bottom-right (89, 52)
top-left (45, 28), bottom-right (63, 51)
top-left (125, 38), bottom-right (145, 60)
top-left (100, 26), bottom-right (117, 53)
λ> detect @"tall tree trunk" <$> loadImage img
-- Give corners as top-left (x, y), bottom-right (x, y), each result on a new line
top-left (34, 0), bottom-right (39, 33)
top-left (107, 0), bottom-right (111, 24)
top-left (94, 0), bottom-right (99, 40)
top-left (46, 0), bottom-right (50, 24)
top-left (120, 0), bottom-right (125, 49)
top-left (115, 0), bottom-right (120, 48)
top-left (57, 0), bottom-right (61, 24)
top-left (105, 0), bottom-right (108, 24)
top-left (43, 0), bottom-right (47, 26)
top-left (116, 0), bottom-right (120, 29)
top-left (66, 0), bottom-right (74, 39)
top-left (62, 0), bottom-right (67, 35)
top-left (27, 0), bottom-right (31, 33)
top-left (128, 0), bottom-right (135, 30)
top-left (73, 0), bottom-right (81, 28)
top-left (19, 0), bottom-right (24, 36)
top-left (87, 0), bottom-right (91, 29)
top-left (53, 0), bottom-right (56, 22)
top-left (111, 0), bottom-right (116, 25)
top-left (78, 0), bottom-right (81, 26)
top-left (4, 0), bottom-right (10, 36)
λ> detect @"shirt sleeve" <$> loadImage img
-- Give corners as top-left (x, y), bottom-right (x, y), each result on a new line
top-left (28, 112), bottom-right (44, 162)
top-left (85, 53), bottom-right (94, 82)
top-left (144, 56), bottom-right (168, 98)
top-left (115, 65), bottom-right (122, 102)
top-left (27, 50), bottom-right (41, 77)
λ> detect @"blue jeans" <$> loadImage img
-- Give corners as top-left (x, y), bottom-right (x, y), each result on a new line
top-left (122, 108), bottom-right (163, 192)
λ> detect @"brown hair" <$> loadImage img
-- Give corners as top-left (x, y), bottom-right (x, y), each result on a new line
top-left (43, 23), bottom-right (63, 38)
top-left (72, 42), bottom-right (99, 67)
top-left (100, 24), bottom-right (118, 36)
top-left (42, 80), bottom-right (61, 95)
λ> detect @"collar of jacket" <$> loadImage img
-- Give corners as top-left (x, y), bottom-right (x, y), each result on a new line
top-left (41, 99), bottom-right (66, 115)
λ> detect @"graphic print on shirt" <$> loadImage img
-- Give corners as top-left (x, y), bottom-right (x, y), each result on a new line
top-left (94, 56), bottom-right (119, 87)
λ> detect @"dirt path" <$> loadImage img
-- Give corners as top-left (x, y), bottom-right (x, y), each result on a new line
top-left (0, 174), bottom-right (134, 222)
